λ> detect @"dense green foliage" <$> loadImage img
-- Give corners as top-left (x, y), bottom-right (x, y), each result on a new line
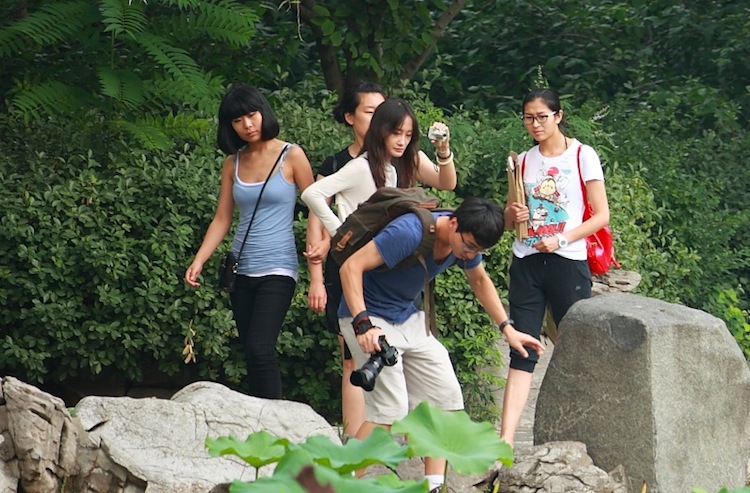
top-left (425, 0), bottom-right (750, 116)
top-left (1, 0), bottom-right (748, 425)
top-left (0, 0), bottom-right (261, 148)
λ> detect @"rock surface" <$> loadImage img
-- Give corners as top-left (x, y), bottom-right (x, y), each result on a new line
top-left (534, 293), bottom-right (750, 493)
top-left (0, 378), bottom-right (340, 492)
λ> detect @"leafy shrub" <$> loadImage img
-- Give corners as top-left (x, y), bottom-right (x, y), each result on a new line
top-left (0, 141), bottom-right (238, 383)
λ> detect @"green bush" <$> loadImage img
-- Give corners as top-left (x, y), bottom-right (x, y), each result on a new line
top-left (0, 140), bottom-right (237, 382)
top-left (0, 93), bottom-right (513, 423)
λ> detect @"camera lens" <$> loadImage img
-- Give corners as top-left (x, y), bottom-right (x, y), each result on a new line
top-left (350, 358), bottom-right (385, 392)
top-left (350, 336), bottom-right (399, 391)
top-left (350, 368), bottom-right (375, 391)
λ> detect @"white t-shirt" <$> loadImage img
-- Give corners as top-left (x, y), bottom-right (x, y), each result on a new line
top-left (512, 139), bottom-right (604, 261)
top-left (301, 153), bottom-right (397, 236)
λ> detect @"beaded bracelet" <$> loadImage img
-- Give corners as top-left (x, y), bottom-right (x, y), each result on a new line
top-left (435, 150), bottom-right (454, 167)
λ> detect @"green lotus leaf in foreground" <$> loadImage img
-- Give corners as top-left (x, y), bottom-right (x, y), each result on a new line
top-left (228, 475), bottom-right (306, 493)
top-left (228, 465), bottom-right (428, 493)
top-left (314, 464), bottom-right (428, 493)
top-left (391, 401), bottom-right (514, 472)
top-left (205, 430), bottom-right (286, 469)
top-left (287, 426), bottom-right (411, 475)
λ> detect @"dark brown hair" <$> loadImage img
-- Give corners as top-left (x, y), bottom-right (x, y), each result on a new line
top-left (361, 97), bottom-right (420, 188)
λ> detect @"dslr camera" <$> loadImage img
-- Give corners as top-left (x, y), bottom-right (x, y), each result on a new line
top-left (350, 336), bottom-right (398, 392)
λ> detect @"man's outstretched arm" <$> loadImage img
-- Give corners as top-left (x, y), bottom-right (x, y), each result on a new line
top-left (464, 263), bottom-right (544, 358)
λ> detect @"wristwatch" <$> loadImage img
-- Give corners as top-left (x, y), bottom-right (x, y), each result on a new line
top-left (498, 319), bottom-right (515, 333)
top-left (556, 233), bottom-right (568, 248)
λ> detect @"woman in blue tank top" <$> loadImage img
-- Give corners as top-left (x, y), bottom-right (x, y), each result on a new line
top-left (185, 84), bottom-right (315, 399)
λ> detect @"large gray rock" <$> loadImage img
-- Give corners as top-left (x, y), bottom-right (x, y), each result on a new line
top-left (534, 293), bottom-right (750, 493)
top-left (0, 377), bottom-right (340, 493)
top-left (0, 379), bottom-right (19, 493)
top-left (75, 381), bottom-right (341, 493)
top-left (0, 376), bottom-right (80, 493)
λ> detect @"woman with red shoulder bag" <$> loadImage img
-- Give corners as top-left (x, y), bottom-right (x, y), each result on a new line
top-left (502, 88), bottom-right (613, 447)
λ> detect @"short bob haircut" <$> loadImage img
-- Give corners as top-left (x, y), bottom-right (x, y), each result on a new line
top-left (216, 84), bottom-right (280, 154)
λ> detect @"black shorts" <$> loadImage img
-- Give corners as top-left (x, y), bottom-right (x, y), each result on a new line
top-left (508, 253), bottom-right (591, 372)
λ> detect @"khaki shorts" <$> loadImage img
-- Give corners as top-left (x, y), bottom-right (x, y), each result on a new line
top-left (340, 311), bottom-right (464, 425)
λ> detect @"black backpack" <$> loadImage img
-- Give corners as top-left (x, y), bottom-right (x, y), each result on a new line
top-left (329, 187), bottom-right (442, 270)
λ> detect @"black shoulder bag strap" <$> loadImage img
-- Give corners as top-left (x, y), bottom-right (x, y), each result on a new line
top-left (235, 143), bottom-right (290, 264)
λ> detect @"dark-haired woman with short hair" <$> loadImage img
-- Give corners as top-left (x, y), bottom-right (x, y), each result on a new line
top-left (185, 84), bottom-right (315, 399)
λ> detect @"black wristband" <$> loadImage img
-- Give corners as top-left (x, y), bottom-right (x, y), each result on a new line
top-left (352, 311), bottom-right (373, 335)
top-left (498, 318), bottom-right (514, 334)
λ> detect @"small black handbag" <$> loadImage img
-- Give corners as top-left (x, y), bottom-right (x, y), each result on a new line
top-left (216, 251), bottom-right (238, 292)
top-left (216, 144), bottom-right (288, 292)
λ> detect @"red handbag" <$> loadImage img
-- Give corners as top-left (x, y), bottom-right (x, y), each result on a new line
top-left (576, 145), bottom-right (620, 275)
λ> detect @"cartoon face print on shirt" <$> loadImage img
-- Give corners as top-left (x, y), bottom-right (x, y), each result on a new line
top-left (524, 166), bottom-right (570, 245)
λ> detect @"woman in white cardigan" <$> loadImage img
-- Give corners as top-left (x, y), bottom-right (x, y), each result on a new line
top-left (302, 97), bottom-right (456, 236)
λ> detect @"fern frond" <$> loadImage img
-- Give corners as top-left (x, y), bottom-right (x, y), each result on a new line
top-left (139, 112), bottom-right (213, 144)
top-left (97, 68), bottom-right (146, 108)
top-left (111, 119), bottom-right (172, 150)
top-left (0, 1), bottom-right (96, 58)
top-left (10, 82), bottom-right (93, 121)
top-left (190, 0), bottom-right (260, 47)
top-left (155, 0), bottom-right (202, 8)
top-left (135, 33), bottom-right (205, 86)
top-left (100, 0), bottom-right (148, 38)
top-left (145, 70), bottom-right (225, 112)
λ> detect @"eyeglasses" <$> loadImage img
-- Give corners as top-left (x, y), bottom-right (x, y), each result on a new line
top-left (460, 231), bottom-right (486, 254)
top-left (521, 111), bottom-right (558, 125)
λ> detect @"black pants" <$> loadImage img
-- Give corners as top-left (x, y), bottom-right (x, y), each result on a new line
top-left (230, 274), bottom-right (296, 398)
top-left (324, 254), bottom-right (352, 360)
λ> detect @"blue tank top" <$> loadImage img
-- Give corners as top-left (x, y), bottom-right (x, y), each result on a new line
top-left (231, 143), bottom-right (298, 280)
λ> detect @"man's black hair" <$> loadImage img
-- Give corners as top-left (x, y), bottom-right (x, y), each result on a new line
top-left (452, 197), bottom-right (505, 248)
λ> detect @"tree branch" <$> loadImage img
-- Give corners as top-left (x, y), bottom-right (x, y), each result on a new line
top-left (298, 0), bottom-right (345, 95)
top-left (401, 0), bottom-right (467, 80)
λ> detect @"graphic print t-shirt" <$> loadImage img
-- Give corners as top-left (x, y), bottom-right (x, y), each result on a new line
top-left (511, 140), bottom-right (604, 261)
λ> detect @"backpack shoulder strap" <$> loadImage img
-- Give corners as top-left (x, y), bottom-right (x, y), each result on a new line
top-left (408, 208), bottom-right (438, 267)
top-left (576, 144), bottom-right (586, 199)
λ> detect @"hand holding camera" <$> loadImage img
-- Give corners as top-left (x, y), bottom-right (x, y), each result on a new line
top-left (428, 122), bottom-right (452, 164)
top-left (350, 335), bottom-right (398, 392)
top-left (428, 123), bottom-right (449, 142)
